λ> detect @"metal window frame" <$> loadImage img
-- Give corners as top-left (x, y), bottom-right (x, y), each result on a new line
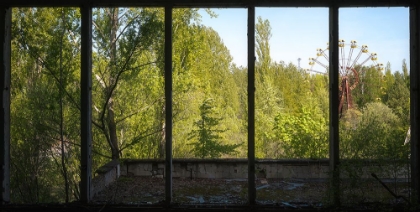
top-left (1, 0), bottom-right (419, 205)
top-left (80, 5), bottom-right (93, 203)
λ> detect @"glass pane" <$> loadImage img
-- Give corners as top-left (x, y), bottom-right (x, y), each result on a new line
top-left (11, 7), bottom-right (81, 203)
top-left (90, 7), bottom-right (165, 204)
top-left (254, 7), bottom-right (329, 205)
top-left (338, 7), bottom-right (410, 206)
top-left (171, 8), bottom-right (248, 205)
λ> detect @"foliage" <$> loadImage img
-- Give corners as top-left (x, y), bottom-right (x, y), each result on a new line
top-left (337, 103), bottom-right (409, 207)
top-left (274, 103), bottom-right (328, 159)
top-left (188, 98), bottom-right (240, 158)
top-left (352, 65), bottom-right (384, 109)
top-left (11, 7), bottom-right (82, 203)
top-left (91, 8), bottom-right (165, 160)
top-left (8, 8), bottom-right (411, 204)
top-left (171, 10), bottom-right (243, 158)
top-left (386, 71), bottom-right (410, 125)
top-left (340, 102), bottom-right (409, 159)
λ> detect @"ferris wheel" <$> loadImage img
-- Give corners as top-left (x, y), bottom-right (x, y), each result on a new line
top-left (308, 40), bottom-right (384, 116)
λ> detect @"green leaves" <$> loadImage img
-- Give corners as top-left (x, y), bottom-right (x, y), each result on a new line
top-left (273, 105), bottom-right (328, 159)
top-left (188, 98), bottom-right (240, 159)
top-left (9, 7), bottom-right (412, 203)
top-left (11, 7), bottom-right (82, 203)
top-left (340, 102), bottom-right (409, 160)
top-left (91, 8), bottom-right (166, 159)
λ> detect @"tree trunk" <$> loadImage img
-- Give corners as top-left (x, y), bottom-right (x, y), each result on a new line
top-left (158, 104), bottom-right (165, 159)
top-left (159, 122), bottom-right (165, 158)
top-left (108, 8), bottom-right (120, 159)
top-left (107, 99), bottom-right (120, 159)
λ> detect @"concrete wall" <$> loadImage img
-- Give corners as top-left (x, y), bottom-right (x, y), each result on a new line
top-left (90, 159), bottom-right (409, 198)
top-left (120, 159), bottom-right (410, 180)
top-left (91, 160), bottom-right (120, 198)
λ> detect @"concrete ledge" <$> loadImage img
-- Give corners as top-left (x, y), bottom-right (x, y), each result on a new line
top-left (119, 158), bottom-right (409, 180)
top-left (122, 158), bottom-right (329, 164)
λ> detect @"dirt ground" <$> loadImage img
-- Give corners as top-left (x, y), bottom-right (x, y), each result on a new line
top-left (91, 176), bottom-right (411, 209)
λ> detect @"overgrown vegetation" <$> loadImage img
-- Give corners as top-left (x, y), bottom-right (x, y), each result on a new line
top-left (188, 98), bottom-right (240, 158)
top-left (10, 7), bottom-right (410, 204)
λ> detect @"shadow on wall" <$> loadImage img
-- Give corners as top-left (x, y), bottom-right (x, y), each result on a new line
top-left (91, 160), bottom-right (120, 199)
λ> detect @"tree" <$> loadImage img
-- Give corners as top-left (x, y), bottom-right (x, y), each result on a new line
top-left (340, 102), bottom-right (408, 159)
top-left (91, 8), bottom-right (164, 160)
top-left (254, 17), bottom-right (282, 158)
top-left (256, 16), bottom-right (272, 70)
top-left (188, 98), bottom-right (240, 158)
top-left (170, 10), bottom-right (243, 158)
top-left (381, 62), bottom-right (395, 104)
top-left (273, 101), bottom-right (328, 159)
top-left (352, 65), bottom-right (384, 109)
top-left (11, 7), bottom-right (82, 202)
top-left (386, 71), bottom-right (410, 125)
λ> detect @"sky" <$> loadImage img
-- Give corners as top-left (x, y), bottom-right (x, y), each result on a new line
top-left (198, 7), bottom-right (409, 73)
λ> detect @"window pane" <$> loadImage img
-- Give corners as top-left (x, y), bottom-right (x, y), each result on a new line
top-left (254, 7), bottom-right (329, 205)
top-left (171, 8), bottom-right (248, 204)
top-left (11, 7), bottom-right (81, 203)
top-left (338, 7), bottom-right (410, 206)
top-left (90, 7), bottom-right (166, 204)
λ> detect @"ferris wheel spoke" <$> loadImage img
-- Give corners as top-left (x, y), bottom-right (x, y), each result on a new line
top-left (308, 69), bottom-right (327, 74)
top-left (340, 69), bottom-right (347, 76)
top-left (350, 48), bottom-right (364, 70)
top-left (347, 40), bottom-right (357, 69)
top-left (307, 40), bottom-right (382, 117)
top-left (340, 43), bottom-right (346, 74)
top-left (358, 54), bottom-right (373, 67)
top-left (346, 45), bottom-right (355, 69)
top-left (316, 48), bottom-right (329, 62)
top-left (314, 58), bottom-right (328, 69)
top-left (322, 50), bottom-right (329, 61)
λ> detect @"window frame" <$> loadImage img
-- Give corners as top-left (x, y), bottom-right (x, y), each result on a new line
top-left (1, 0), bottom-right (419, 206)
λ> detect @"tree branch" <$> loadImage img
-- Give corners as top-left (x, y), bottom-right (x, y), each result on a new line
top-left (119, 128), bottom-right (162, 152)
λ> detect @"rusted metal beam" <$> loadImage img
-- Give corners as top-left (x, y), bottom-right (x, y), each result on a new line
top-left (329, 4), bottom-right (340, 206)
top-left (164, 6), bottom-right (173, 206)
top-left (0, 7), bottom-right (11, 204)
top-left (247, 6), bottom-right (256, 205)
top-left (410, 4), bottom-right (420, 204)
top-left (80, 5), bottom-right (93, 203)
top-left (1, 0), bottom-right (416, 8)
